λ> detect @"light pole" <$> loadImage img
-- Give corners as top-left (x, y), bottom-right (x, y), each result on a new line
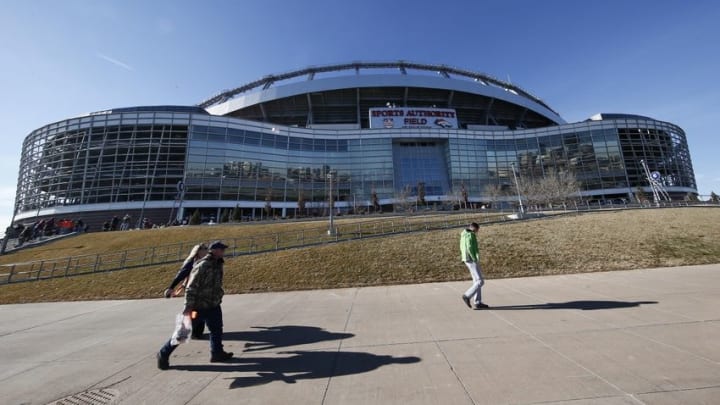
top-left (510, 162), bottom-right (524, 215)
top-left (327, 171), bottom-right (335, 235)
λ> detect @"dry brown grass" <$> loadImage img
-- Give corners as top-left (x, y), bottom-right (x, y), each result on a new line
top-left (0, 213), bottom-right (486, 265)
top-left (1, 207), bottom-right (719, 304)
top-left (0, 219), bottom-right (331, 265)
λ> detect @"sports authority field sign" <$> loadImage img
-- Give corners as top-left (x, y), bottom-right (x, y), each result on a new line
top-left (369, 107), bottom-right (458, 129)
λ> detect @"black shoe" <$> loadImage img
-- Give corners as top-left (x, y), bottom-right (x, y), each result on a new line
top-left (210, 351), bottom-right (234, 363)
top-left (473, 302), bottom-right (490, 310)
top-left (461, 295), bottom-right (472, 309)
top-left (156, 352), bottom-right (169, 370)
top-left (191, 334), bottom-right (207, 340)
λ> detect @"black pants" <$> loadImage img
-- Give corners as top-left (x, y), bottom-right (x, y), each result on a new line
top-left (191, 315), bottom-right (205, 338)
top-left (160, 305), bottom-right (224, 359)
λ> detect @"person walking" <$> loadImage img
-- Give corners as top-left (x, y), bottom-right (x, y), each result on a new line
top-left (157, 240), bottom-right (234, 370)
top-left (460, 222), bottom-right (489, 309)
top-left (120, 214), bottom-right (131, 231)
top-left (110, 216), bottom-right (119, 231)
top-left (163, 243), bottom-right (209, 339)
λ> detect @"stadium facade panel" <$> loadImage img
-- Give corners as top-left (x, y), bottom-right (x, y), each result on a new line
top-left (12, 62), bottom-right (696, 228)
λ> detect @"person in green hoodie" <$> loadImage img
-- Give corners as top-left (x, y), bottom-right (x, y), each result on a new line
top-left (460, 222), bottom-right (489, 309)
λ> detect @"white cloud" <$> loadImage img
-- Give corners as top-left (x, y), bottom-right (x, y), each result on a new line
top-left (96, 53), bottom-right (134, 71)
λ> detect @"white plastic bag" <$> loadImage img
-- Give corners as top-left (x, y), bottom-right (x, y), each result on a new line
top-left (170, 313), bottom-right (193, 345)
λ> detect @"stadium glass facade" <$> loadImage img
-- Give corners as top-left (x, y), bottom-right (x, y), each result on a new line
top-left (12, 62), bottom-right (696, 228)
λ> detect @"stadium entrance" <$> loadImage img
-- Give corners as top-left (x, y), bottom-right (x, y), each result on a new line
top-left (392, 139), bottom-right (450, 198)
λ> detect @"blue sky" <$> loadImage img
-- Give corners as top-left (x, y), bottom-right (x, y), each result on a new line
top-left (1, 0), bottom-right (719, 231)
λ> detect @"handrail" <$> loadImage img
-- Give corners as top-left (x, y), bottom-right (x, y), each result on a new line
top-left (0, 203), bottom-right (711, 285)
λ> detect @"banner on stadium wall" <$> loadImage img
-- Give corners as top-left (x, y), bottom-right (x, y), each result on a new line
top-left (369, 107), bottom-right (458, 129)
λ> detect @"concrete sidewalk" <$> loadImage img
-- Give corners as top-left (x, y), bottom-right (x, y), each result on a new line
top-left (1, 265), bottom-right (719, 405)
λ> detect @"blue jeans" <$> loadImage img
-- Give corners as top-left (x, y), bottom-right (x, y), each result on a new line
top-left (159, 305), bottom-right (224, 359)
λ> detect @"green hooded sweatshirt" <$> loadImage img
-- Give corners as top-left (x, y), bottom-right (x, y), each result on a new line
top-left (460, 229), bottom-right (479, 262)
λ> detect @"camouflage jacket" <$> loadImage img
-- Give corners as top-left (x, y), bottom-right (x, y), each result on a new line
top-left (184, 254), bottom-right (224, 310)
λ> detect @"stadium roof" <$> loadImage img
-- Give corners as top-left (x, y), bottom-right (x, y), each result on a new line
top-left (198, 61), bottom-right (558, 115)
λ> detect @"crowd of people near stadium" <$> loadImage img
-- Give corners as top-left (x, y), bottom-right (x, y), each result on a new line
top-left (12, 217), bottom-right (87, 246)
top-left (9, 213), bottom-right (167, 248)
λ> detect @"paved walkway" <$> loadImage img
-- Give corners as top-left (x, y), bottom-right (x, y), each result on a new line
top-left (1, 264), bottom-right (719, 405)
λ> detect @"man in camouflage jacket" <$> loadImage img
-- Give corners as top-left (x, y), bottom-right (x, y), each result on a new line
top-left (157, 241), bottom-right (234, 370)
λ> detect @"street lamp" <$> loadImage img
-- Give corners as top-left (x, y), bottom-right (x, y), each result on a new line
top-left (327, 171), bottom-right (335, 236)
top-left (510, 162), bottom-right (525, 215)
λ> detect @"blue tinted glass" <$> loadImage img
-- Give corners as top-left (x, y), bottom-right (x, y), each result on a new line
top-left (207, 134), bottom-right (225, 143)
top-left (245, 132), bottom-right (261, 145)
top-left (275, 135), bottom-right (288, 148)
top-left (301, 138), bottom-right (313, 151)
top-left (326, 139), bottom-right (338, 152)
top-left (227, 128), bottom-right (244, 143)
top-left (261, 134), bottom-right (275, 147)
top-left (190, 132), bottom-right (207, 141)
top-left (289, 138), bottom-right (302, 151)
top-left (207, 126), bottom-right (226, 136)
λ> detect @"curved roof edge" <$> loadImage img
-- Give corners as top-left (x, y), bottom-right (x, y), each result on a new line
top-left (206, 74), bottom-right (566, 125)
top-left (198, 61), bottom-right (559, 115)
top-left (83, 105), bottom-right (208, 117)
top-left (588, 113), bottom-right (657, 121)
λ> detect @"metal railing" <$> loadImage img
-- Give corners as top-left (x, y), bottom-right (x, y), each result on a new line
top-left (0, 211), bottom-right (511, 285)
top-left (0, 202), bottom-right (714, 285)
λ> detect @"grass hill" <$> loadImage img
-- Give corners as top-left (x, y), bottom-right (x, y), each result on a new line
top-left (1, 208), bottom-right (719, 304)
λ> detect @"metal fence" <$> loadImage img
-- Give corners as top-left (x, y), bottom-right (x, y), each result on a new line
top-left (1, 202), bottom-right (714, 285)
top-left (0, 211), bottom-right (510, 285)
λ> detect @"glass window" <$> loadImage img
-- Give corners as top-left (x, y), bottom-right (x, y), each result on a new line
top-left (275, 135), bottom-right (288, 149)
top-left (261, 133), bottom-right (275, 148)
top-left (207, 126), bottom-right (226, 136)
top-left (245, 131), bottom-right (261, 145)
top-left (207, 134), bottom-right (225, 143)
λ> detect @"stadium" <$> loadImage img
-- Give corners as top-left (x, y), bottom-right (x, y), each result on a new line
top-left (13, 61), bottom-right (697, 230)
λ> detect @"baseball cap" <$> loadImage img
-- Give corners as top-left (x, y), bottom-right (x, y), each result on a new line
top-left (209, 240), bottom-right (229, 250)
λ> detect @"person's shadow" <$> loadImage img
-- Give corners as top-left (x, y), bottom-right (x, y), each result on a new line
top-left (173, 351), bottom-right (421, 388)
top-left (223, 325), bottom-right (354, 352)
top-left (490, 300), bottom-right (658, 311)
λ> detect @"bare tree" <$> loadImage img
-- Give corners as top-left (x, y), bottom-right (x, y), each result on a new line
top-left (711, 191), bottom-right (720, 204)
top-left (443, 186), bottom-right (466, 210)
top-left (460, 183), bottom-right (469, 210)
top-left (536, 167), bottom-right (580, 208)
top-left (512, 171), bottom-right (539, 208)
top-left (417, 182), bottom-right (426, 206)
top-left (394, 185), bottom-right (413, 212)
top-left (296, 187), bottom-right (306, 218)
top-left (483, 183), bottom-right (506, 209)
top-left (264, 187), bottom-right (273, 218)
top-left (634, 186), bottom-right (647, 205)
top-left (556, 168), bottom-right (581, 205)
top-left (512, 167), bottom-right (579, 209)
top-left (371, 187), bottom-right (381, 213)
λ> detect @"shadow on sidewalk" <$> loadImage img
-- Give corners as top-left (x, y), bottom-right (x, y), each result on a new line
top-left (172, 350), bottom-right (421, 388)
top-left (222, 325), bottom-right (354, 352)
top-left (490, 300), bottom-right (658, 311)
